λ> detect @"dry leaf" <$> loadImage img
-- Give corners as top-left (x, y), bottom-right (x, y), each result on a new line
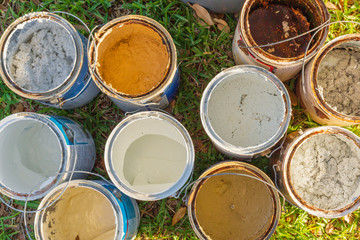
top-left (190, 3), bottom-right (214, 26)
top-left (193, 12), bottom-right (209, 27)
top-left (171, 207), bottom-right (187, 226)
top-left (325, 1), bottom-right (339, 10)
top-left (32, 0), bottom-right (41, 5)
top-left (344, 213), bottom-right (354, 224)
top-left (11, 103), bottom-right (24, 114)
top-left (213, 18), bottom-right (230, 33)
top-left (284, 83), bottom-right (298, 106)
top-left (325, 222), bottom-right (334, 235)
top-left (0, 4), bottom-right (6, 11)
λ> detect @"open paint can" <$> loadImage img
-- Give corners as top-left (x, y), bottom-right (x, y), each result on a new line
top-left (0, 112), bottom-right (95, 201)
top-left (34, 180), bottom-right (140, 240)
top-left (88, 15), bottom-right (180, 112)
top-left (200, 65), bottom-right (291, 159)
top-left (232, 0), bottom-right (330, 81)
top-left (0, 12), bottom-right (99, 109)
top-left (188, 161), bottom-right (281, 240)
top-left (299, 34), bottom-right (360, 126)
top-left (105, 111), bottom-right (194, 201)
top-left (271, 126), bottom-right (360, 218)
top-left (180, 0), bottom-right (245, 13)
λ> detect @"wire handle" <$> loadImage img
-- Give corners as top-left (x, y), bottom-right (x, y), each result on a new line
top-left (51, 11), bottom-right (90, 33)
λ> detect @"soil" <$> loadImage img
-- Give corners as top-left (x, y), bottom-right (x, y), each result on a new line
top-left (249, 4), bottom-right (311, 58)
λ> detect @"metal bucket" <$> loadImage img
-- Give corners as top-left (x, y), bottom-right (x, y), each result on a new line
top-left (232, 0), bottom-right (330, 81)
top-left (180, 0), bottom-right (245, 13)
top-left (271, 126), bottom-right (360, 218)
top-left (0, 12), bottom-right (99, 109)
top-left (88, 15), bottom-right (179, 112)
top-left (104, 111), bottom-right (194, 201)
top-left (188, 161), bottom-right (281, 240)
top-left (34, 180), bottom-right (140, 240)
top-left (299, 34), bottom-right (360, 126)
top-left (0, 112), bottom-right (95, 201)
top-left (200, 65), bottom-right (291, 159)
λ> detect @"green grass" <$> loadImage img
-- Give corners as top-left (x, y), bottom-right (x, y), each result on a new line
top-left (0, 0), bottom-right (360, 239)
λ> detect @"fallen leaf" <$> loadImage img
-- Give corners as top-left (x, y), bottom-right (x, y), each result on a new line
top-left (344, 213), bottom-right (354, 224)
top-left (213, 18), bottom-right (230, 33)
top-left (190, 3), bottom-right (214, 26)
top-left (325, 222), bottom-right (334, 235)
top-left (325, 1), bottom-right (339, 10)
top-left (0, 4), bottom-right (6, 11)
top-left (193, 12), bottom-right (209, 27)
top-left (171, 207), bottom-right (187, 226)
top-left (11, 103), bottom-right (24, 114)
top-left (284, 83), bottom-right (298, 106)
top-left (32, 0), bottom-right (41, 5)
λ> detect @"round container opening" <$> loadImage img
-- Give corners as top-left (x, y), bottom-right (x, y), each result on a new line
top-left (40, 186), bottom-right (116, 240)
top-left (190, 164), bottom-right (279, 240)
top-left (95, 19), bottom-right (171, 97)
top-left (289, 132), bottom-right (360, 210)
top-left (245, 0), bottom-right (325, 60)
top-left (316, 40), bottom-right (360, 118)
top-left (3, 17), bottom-right (76, 93)
top-left (207, 70), bottom-right (286, 150)
top-left (110, 117), bottom-right (188, 195)
top-left (0, 119), bottom-right (62, 196)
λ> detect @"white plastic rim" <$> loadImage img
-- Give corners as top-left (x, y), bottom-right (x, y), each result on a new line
top-left (104, 111), bottom-right (195, 201)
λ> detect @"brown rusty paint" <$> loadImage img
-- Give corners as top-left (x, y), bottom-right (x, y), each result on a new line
top-left (310, 35), bottom-right (360, 123)
top-left (189, 162), bottom-right (279, 239)
top-left (241, 0), bottom-right (328, 62)
top-left (284, 129), bottom-right (360, 213)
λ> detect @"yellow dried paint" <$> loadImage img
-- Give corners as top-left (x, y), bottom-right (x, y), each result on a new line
top-left (96, 21), bottom-right (170, 97)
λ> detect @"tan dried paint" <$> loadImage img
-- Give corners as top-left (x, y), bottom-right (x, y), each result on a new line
top-left (96, 22), bottom-right (170, 97)
top-left (194, 170), bottom-right (274, 240)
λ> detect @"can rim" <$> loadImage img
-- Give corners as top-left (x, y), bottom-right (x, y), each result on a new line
top-left (88, 15), bottom-right (178, 104)
top-left (310, 34), bottom-right (360, 123)
top-left (104, 111), bottom-right (195, 201)
top-left (0, 12), bottom-right (85, 100)
top-left (200, 65), bottom-right (291, 158)
top-left (34, 180), bottom-right (122, 240)
top-left (283, 126), bottom-right (360, 218)
top-left (0, 112), bottom-right (67, 201)
top-left (187, 161), bottom-right (281, 240)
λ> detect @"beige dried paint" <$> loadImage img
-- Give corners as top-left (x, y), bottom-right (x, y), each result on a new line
top-left (195, 170), bottom-right (274, 240)
top-left (43, 187), bottom-right (116, 240)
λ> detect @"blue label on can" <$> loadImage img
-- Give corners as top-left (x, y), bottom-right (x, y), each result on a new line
top-left (162, 68), bottom-right (180, 103)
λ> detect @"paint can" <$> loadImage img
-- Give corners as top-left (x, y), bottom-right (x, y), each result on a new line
top-left (0, 12), bottom-right (100, 109)
top-left (200, 65), bottom-right (291, 159)
top-left (271, 126), bottom-right (360, 218)
top-left (180, 0), bottom-right (245, 13)
top-left (34, 179), bottom-right (140, 240)
top-left (0, 112), bottom-right (95, 201)
top-left (105, 111), bottom-right (194, 201)
top-left (88, 15), bottom-right (179, 112)
top-left (232, 0), bottom-right (330, 81)
top-left (298, 34), bottom-right (360, 126)
top-left (188, 161), bottom-right (281, 240)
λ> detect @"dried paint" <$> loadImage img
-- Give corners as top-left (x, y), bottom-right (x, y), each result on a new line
top-left (195, 170), bottom-right (274, 240)
top-left (42, 187), bottom-right (116, 240)
top-left (249, 3), bottom-right (311, 58)
top-left (96, 22), bottom-right (170, 97)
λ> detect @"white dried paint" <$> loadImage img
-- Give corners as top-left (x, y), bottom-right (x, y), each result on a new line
top-left (112, 118), bottom-right (187, 194)
top-left (208, 72), bottom-right (285, 148)
top-left (0, 119), bottom-right (62, 194)
top-left (290, 133), bottom-right (360, 210)
top-left (5, 18), bottom-right (76, 92)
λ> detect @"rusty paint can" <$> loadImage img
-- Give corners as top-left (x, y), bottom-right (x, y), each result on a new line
top-left (188, 161), bottom-right (281, 240)
top-left (298, 34), bottom-right (360, 126)
top-left (88, 15), bottom-right (179, 112)
top-left (270, 126), bottom-right (360, 218)
top-left (232, 0), bottom-right (330, 81)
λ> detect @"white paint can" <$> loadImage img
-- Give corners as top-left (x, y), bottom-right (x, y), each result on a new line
top-left (105, 111), bottom-right (195, 201)
top-left (200, 65), bottom-right (291, 159)
top-left (34, 180), bottom-right (140, 240)
top-left (232, 0), bottom-right (330, 81)
top-left (0, 12), bottom-right (99, 109)
top-left (0, 112), bottom-right (95, 201)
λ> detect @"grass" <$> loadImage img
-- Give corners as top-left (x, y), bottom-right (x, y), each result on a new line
top-left (0, 0), bottom-right (360, 239)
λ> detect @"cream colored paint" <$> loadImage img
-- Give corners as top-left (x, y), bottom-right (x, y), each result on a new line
top-left (42, 187), bottom-right (116, 240)
top-left (112, 118), bottom-right (187, 194)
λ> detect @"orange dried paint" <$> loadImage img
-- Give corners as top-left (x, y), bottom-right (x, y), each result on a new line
top-left (96, 22), bottom-right (170, 97)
